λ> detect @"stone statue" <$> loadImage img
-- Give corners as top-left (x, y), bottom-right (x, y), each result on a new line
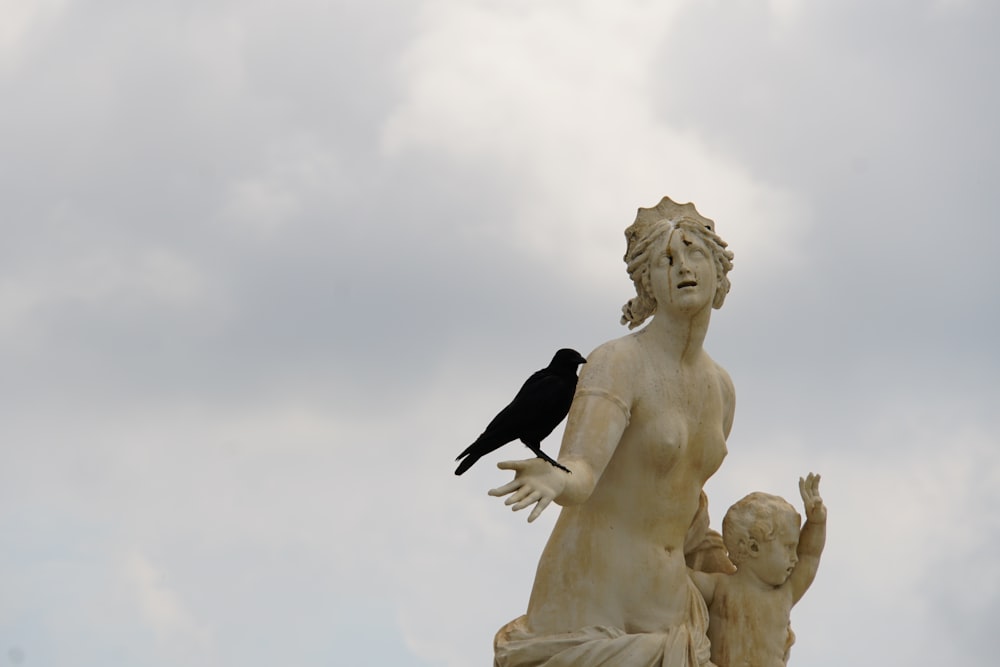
top-left (487, 198), bottom-right (824, 666)
top-left (490, 197), bottom-right (826, 667)
top-left (690, 474), bottom-right (827, 666)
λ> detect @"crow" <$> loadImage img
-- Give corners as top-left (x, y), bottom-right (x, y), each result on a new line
top-left (455, 348), bottom-right (587, 476)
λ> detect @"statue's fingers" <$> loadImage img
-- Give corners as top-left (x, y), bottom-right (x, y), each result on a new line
top-left (497, 459), bottom-right (530, 471)
top-left (504, 487), bottom-right (534, 507)
top-left (527, 496), bottom-right (553, 523)
top-left (510, 491), bottom-right (541, 512)
top-left (488, 479), bottom-right (523, 497)
top-left (805, 474), bottom-right (818, 498)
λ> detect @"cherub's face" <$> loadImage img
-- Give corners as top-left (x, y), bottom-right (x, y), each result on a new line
top-left (747, 523), bottom-right (800, 587)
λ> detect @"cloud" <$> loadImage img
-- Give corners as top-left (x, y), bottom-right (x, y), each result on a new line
top-left (123, 549), bottom-right (213, 650)
top-left (0, 0), bottom-right (68, 71)
top-left (0, 1), bottom-right (997, 666)
top-left (383, 0), bottom-right (809, 293)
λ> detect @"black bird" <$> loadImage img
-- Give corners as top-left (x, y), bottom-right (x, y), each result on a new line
top-left (455, 348), bottom-right (587, 476)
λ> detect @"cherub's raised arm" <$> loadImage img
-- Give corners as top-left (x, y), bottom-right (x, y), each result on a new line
top-left (789, 473), bottom-right (827, 604)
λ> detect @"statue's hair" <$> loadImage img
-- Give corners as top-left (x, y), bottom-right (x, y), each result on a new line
top-left (620, 198), bottom-right (734, 329)
top-left (722, 492), bottom-right (801, 565)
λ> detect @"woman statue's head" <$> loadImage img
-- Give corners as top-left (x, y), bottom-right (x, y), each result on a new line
top-left (621, 197), bottom-right (734, 329)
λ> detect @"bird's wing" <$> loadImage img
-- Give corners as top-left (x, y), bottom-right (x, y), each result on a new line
top-left (506, 372), bottom-right (577, 440)
top-left (455, 375), bottom-right (540, 461)
top-left (487, 368), bottom-right (552, 416)
top-left (460, 370), bottom-right (574, 455)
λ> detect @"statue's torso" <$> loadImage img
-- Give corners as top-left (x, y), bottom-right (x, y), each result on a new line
top-left (708, 578), bottom-right (794, 667)
top-left (525, 335), bottom-right (730, 635)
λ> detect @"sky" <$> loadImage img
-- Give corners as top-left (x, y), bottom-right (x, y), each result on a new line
top-left (1, 0), bottom-right (998, 665)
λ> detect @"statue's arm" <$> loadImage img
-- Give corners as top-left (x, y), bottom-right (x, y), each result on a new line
top-left (790, 473), bottom-right (827, 604)
top-left (551, 390), bottom-right (630, 505)
top-left (489, 341), bottom-right (632, 521)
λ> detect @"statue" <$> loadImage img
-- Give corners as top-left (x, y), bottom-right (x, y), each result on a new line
top-left (690, 474), bottom-right (827, 666)
top-left (486, 198), bottom-right (825, 666)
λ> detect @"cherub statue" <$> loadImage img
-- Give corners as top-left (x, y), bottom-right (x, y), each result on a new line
top-left (689, 473), bottom-right (827, 667)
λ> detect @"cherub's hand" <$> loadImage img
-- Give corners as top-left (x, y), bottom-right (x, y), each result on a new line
top-left (799, 473), bottom-right (826, 523)
top-left (488, 458), bottom-right (569, 523)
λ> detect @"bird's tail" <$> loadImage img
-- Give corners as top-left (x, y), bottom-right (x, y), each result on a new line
top-left (454, 453), bottom-right (480, 476)
top-left (455, 433), bottom-right (501, 476)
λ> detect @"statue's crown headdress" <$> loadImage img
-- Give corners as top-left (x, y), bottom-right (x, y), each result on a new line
top-left (625, 196), bottom-right (715, 250)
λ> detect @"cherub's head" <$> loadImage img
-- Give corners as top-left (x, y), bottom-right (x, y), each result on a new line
top-left (723, 492), bottom-right (801, 586)
top-left (621, 197), bottom-right (734, 329)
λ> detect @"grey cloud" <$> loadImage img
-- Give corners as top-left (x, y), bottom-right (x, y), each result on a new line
top-left (2, 1), bottom-right (999, 666)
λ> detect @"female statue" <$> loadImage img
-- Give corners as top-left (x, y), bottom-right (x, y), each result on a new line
top-left (490, 197), bottom-right (736, 667)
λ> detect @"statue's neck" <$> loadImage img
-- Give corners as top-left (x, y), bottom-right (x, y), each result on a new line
top-left (642, 308), bottom-right (711, 362)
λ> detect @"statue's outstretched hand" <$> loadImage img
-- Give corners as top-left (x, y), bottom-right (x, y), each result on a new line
top-left (489, 458), bottom-right (569, 523)
top-left (799, 472), bottom-right (826, 523)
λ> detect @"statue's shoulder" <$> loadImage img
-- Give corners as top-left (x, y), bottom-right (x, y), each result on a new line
top-left (710, 358), bottom-right (734, 396)
top-left (706, 356), bottom-right (736, 434)
top-left (579, 336), bottom-right (642, 392)
top-left (587, 334), bottom-right (644, 370)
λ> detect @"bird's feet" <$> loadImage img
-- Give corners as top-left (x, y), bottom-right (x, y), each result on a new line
top-left (531, 449), bottom-right (572, 474)
top-left (548, 459), bottom-right (572, 474)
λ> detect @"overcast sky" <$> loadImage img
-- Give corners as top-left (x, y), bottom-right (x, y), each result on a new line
top-left (1, 0), bottom-right (998, 665)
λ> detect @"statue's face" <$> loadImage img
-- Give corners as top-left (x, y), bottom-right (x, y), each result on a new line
top-left (648, 228), bottom-right (717, 314)
top-left (746, 523), bottom-right (800, 587)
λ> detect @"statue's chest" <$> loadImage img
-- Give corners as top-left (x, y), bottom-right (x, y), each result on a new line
top-left (631, 370), bottom-right (727, 474)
